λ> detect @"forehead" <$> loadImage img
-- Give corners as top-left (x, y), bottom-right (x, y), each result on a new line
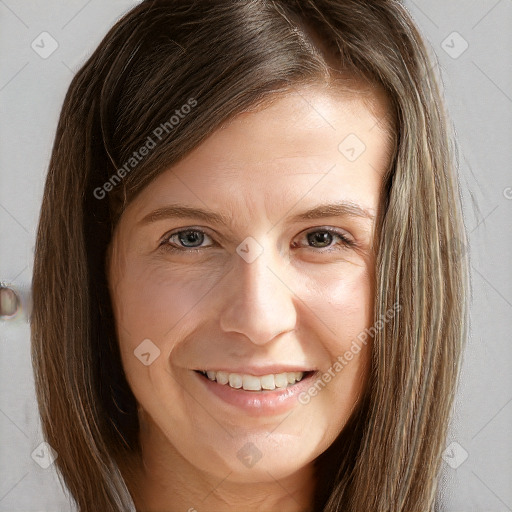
top-left (124, 84), bottom-right (393, 224)
top-left (190, 83), bottom-right (391, 168)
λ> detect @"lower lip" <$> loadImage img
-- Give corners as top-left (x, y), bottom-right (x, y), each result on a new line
top-left (194, 371), bottom-right (318, 416)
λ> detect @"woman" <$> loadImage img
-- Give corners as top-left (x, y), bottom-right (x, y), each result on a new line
top-left (31, 1), bottom-right (469, 511)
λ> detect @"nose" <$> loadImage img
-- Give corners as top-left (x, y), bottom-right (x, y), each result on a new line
top-left (218, 243), bottom-right (297, 346)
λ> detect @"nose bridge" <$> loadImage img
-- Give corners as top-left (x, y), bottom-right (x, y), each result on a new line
top-left (218, 241), bottom-right (297, 345)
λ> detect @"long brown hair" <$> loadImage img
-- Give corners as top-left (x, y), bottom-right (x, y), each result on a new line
top-left (31, 1), bottom-right (469, 510)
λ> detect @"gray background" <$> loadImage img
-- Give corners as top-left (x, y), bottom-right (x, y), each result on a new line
top-left (1, 1), bottom-right (511, 510)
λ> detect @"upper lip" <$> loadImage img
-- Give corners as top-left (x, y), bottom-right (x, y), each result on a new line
top-left (194, 365), bottom-right (316, 376)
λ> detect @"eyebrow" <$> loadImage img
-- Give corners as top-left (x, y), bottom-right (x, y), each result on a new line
top-left (139, 200), bottom-right (375, 227)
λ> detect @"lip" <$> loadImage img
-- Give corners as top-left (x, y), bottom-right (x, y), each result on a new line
top-left (193, 369), bottom-right (319, 416)
top-left (193, 365), bottom-right (316, 376)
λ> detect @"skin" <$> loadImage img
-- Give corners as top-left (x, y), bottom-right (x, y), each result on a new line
top-left (108, 82), bottom-right (393, 512)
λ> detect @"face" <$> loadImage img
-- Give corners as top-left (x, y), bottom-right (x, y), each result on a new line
top-left (108, 83), bottom-right (392, 486)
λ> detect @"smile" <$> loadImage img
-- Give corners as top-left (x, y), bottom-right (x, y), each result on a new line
top-left (193, 368), bottom-right (318, 416)
top-left (196, 369), bottom-right (307, 391)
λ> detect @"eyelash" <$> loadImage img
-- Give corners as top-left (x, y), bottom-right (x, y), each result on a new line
top-left (158, 226), bottom-right (355, 255)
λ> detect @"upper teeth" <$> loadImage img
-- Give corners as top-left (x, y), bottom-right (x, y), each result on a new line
top-left (201, 370), bottom-right (305, 391)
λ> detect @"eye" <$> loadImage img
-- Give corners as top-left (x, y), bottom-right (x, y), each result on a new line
top-left (294, 227), bottom-right (354, 252)
top-left (159, 226), bottom-right (355, 255)
top-left (159, 228), bottom-right (215, 253)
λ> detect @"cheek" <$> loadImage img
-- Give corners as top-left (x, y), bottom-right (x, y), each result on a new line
top-left (110, 258), bottom-right (222, 387)
top-left (113, 259), bottom-right (218, 341)
top-left (110, 261), bottom-right (223, 420)
top-left (305, 262), bottom-right (374, 349)
top-left (303, 263), bottom-right (373, 404)
top-left (291, 265), bottom-right (373, 446)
